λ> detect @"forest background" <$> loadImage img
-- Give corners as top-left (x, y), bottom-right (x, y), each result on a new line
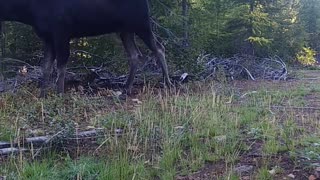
top-left (1, 0), bottom-right (319, 74)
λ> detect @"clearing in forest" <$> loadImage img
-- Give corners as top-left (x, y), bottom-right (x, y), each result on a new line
top-left (0, 69), bottom-right (319, 180)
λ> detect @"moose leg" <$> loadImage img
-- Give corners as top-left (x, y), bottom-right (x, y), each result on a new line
top-left (54, 38), bottom-right (70, 94)
top-left (40, 40), bottom-right (55, 98)
top-left (120, 32), bottom-right (142, 93)
top-left (137, 30), bottom-right (172, 87)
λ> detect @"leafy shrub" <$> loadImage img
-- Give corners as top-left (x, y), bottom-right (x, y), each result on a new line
top-left (296, 47), bottom-right (317, 65)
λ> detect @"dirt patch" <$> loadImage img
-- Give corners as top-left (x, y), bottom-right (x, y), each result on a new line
top-left (177, 154), bottom-right (312, 180)
top-left (176, 161), bottom-right (226, 180)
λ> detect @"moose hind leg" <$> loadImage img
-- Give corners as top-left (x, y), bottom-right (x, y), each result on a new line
top-left (55, 39), bottom-right (70, 95)
top-left (137, 31), bottom-right (172, 87)
top-left (120, 32), bottom-right (143, 93)
top-left (40, 41), bottom-right (55, 98)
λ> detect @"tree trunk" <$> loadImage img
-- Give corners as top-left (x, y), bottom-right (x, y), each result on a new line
top-left (182, 0), bottom-right (190, 48)
top-left (247, 0), bottom-right (255, 56)
top-left (0, 22), bottom-right (5, 80)
top-left (308, 0), bottom-right (318, 51)
top-left (0, 22), bottom-right (5, 57)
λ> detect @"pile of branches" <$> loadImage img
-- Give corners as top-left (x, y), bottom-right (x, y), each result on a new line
top-left (197, 54), bottom-right (288, 81)
top-left (0, 56), bottom-right (175, 93)
top-left (0, 53), bottom-right (288, 93)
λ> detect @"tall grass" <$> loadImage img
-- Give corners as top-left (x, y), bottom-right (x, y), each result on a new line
top-left (0, 82), bottom-right (319, 179)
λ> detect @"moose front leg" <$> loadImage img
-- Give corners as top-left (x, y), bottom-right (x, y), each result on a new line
top-left (120, 32), bottom-right (143, 93)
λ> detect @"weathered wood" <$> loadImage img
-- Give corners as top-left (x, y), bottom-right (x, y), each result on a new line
top-left (0, 129), bottom-right (109, 158)
top-left (0, 142), bottom-right (11, 149)
top-left (199, 54), bottom-right (287, 81)
top-left (75, 129), bottom-right (104, 137)
top-left (0, 147), bottom-right (26, 155)
top-left (25, 136), bottom-right (50, 145)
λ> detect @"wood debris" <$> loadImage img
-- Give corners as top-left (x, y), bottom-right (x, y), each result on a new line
top-left (0, 54), bottom-right (289, 93)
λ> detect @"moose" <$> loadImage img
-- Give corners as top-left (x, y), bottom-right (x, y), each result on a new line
top-left (0, 0), bottom-right (172, 97)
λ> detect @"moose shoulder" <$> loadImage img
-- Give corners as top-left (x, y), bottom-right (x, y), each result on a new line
top-left (0, 0), bottom-right (172, 97)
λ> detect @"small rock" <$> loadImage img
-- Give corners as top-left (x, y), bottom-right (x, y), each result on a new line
top-left (112, 91), bottom-right (122, 97)
top-left (0, 176), bottom-right (7, 180)
top-left (309, 175), bottom-right (316, 180)
top-left (269, 166), bottom-right (280, 175)
top-left (115, 128), bottom-right (123, 135)
top-left (127, 145), bottom-right (139, 152)
top-left (234, 165), bottom-right (254, 174)
top-left (132, 99), bottom-right (142, 104)
top-left (287, 173), bottom-right (295, 179)
top-left (269, 169), bottom-right (276, 175)
top-left (214, 135), bottom-right (227, 142)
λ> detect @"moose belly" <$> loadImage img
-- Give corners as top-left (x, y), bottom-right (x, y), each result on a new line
top-left (69, 21), bottom-right (125, 38)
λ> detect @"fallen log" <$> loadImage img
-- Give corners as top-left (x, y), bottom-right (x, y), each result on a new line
top-left (0, 128), bottom-right (110, 158)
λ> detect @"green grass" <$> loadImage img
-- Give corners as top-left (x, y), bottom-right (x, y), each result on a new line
top-left (243, 85), bottom-right (309, 107)
top-left (1, 154), bottom-right (151, 180)
top-left (0, 80), bottom-right (319, 179)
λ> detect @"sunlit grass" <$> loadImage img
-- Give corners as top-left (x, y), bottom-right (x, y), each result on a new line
top-left (0, 80), bottom-right (319, 179)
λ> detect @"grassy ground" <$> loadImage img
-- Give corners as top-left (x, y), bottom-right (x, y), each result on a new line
top-left (0, 70), bottom-right (319, 179)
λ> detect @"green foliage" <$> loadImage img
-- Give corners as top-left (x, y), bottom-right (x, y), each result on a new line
top-left (248, 36), bottom-right (271, 46)
top-left (256, 167), bottom-right (273, 180)
top-left (3, 22), bottom-right (41, 61)
top-left (0, 0), bottom-right (320, 72)
top-left (296, 47), bottom-right (317, 65)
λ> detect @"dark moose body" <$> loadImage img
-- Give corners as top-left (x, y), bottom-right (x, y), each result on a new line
top-left (0, 0), bottom-right (172, 96)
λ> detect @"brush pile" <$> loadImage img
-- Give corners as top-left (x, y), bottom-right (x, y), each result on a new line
top-left (197, 54), bottom-right (287, 81)
top-left (0, 54), bottom-right (288, 93)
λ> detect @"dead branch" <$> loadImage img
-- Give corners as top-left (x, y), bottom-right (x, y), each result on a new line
top-left (0, 53), bottom-right (289, 94)
top-left (199, 54), bottom-right (288, 81)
